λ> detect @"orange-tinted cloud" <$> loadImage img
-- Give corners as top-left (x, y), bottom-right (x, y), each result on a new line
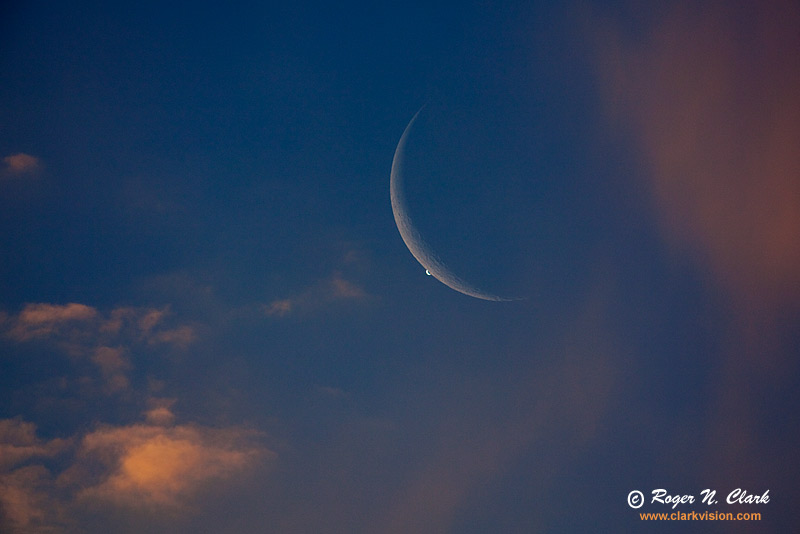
top-left (2, 303), bottom-right (197, 399)
top-left (0, 465), bottom-right (61, 532)
top-left (144, 398), bottom-right (177, 426)
top-left (138, 308), bottom-right (167, 335)
top-left (2, 153), bottom-right (42, 176)
top-left (0, 297), bottom-right (263, 530)
top-left (264, 272), bottom-right (370, 318)
top-left (0, 412), bottom-right (273, 531)
top-left (0, 419), bottom-right (70, 471)
top-left (147, 325), bottom-right (196, 349)
top-left (264, 299), bottom-right (293, 317)
top-left (0, 419), bottom-right (71, 532)
top-left (91, 346), bottom-right (132, 394)
top-left (72, 415), bottom-right (271, 508)
top-left (19, 303), bottom-right (97, 324)
top-left (6, 303), bottom-right (97, 341)
top-left (330, 274), bottom-right (368, 300)
top-left (99, 306), bottom-right (137, 335)
top-left (91, 346), bottom-right (129, 375)
top-left (594, 0), bottom-right (800, 311)
top-left (3, 302), bottom-right (196, 351)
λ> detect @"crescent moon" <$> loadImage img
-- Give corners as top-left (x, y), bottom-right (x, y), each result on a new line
top-left (391, 107), bottom-right (518, 301)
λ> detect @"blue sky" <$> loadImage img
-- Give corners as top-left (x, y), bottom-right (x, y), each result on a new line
top-left (1, 1), bottom-right (799, 532)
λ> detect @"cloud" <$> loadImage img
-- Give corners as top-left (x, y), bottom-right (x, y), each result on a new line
top-left (330, 275), bottom-right (368, 300)
top-left (0, 465), bottom-right (63, 533)
top-left (6, 303), bottom-right (97, 342)
top-left (3, 302), bottom-right (196, 350)
top-left (0, 419), bottom-right (70, 472)
top-left (144, 398), bottom-right (177, 427)
top-left (2, 153), bottom-right (42, 177)
top-left (592, 3), bottom-right (800, 527)
top-left (264, 272), bottom-right (371, 318)
top-left (18, 303), bottom-right (97, 325)
top-left (72, 417), bottom-right (270, 508)
top-left (2, 302), bottom-right (197, 399)
top-left (593, 0), bottom-right (800, 311)
top-left (264, 299), bottom-right (292, 317)
top-left (147, 325), bottom-right (196, 349)
top-left (0, 297), bottom-right (270, 531)
top-left (91, 346), bottom-right (131, 394)
top-left (138, 308), bottom-right (168, 335)
top-left (0, 410), bottom-right (273, 532)
top-left (0, 420), bottom-right (71, 532)
top-left (90, 346), bottom-right (129, 375)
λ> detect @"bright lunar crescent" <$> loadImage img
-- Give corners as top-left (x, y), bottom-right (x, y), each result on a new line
top-left (390, 107), bottom-right (517, 301)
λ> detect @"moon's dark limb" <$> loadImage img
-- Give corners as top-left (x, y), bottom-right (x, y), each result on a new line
top-left (390, 107), bottom-right (520, 302)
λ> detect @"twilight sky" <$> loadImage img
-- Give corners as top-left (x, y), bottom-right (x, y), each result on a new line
top-left (1, 1), bottom-right (799, 532)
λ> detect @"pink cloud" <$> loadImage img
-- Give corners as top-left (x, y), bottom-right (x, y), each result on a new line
top-left (591, 1), bottom-right (800, 521)
top-left (594, 0), bottom-right (800, 311)
top-left (2, 153), bottom-right (42, 176)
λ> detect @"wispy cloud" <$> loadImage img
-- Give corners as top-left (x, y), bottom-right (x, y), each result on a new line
top-left (594, 0), bottom-right (800, 311)
top-left (144, 398), bottom-right (177, 426)
top-left (264, 272), bottom-right (371, 318)
top-left (6, 303), bottom-right (97, 342)
top-left (329, 275), bottom-right (368, 300)
top-left (0, 419), bottom-right (71, 472)
top-left (592, 1), bottom-right (800, 520)
top-left (2, 153), bottom-right (42, 177)
top-left (2, 303), bottom-right (197, 396)
top-left (4, 303), bottom-right (195, 349)
top-left (0, 464), bottom-right (64, 532)
top-left (264, 299), bottom-right (293, 317)
top-left (91, 346), bottom-right (131, 394)
top-left (0, 419), bottom-right (71, 532)
top-left (147, 325), bottom-right (196, 349)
